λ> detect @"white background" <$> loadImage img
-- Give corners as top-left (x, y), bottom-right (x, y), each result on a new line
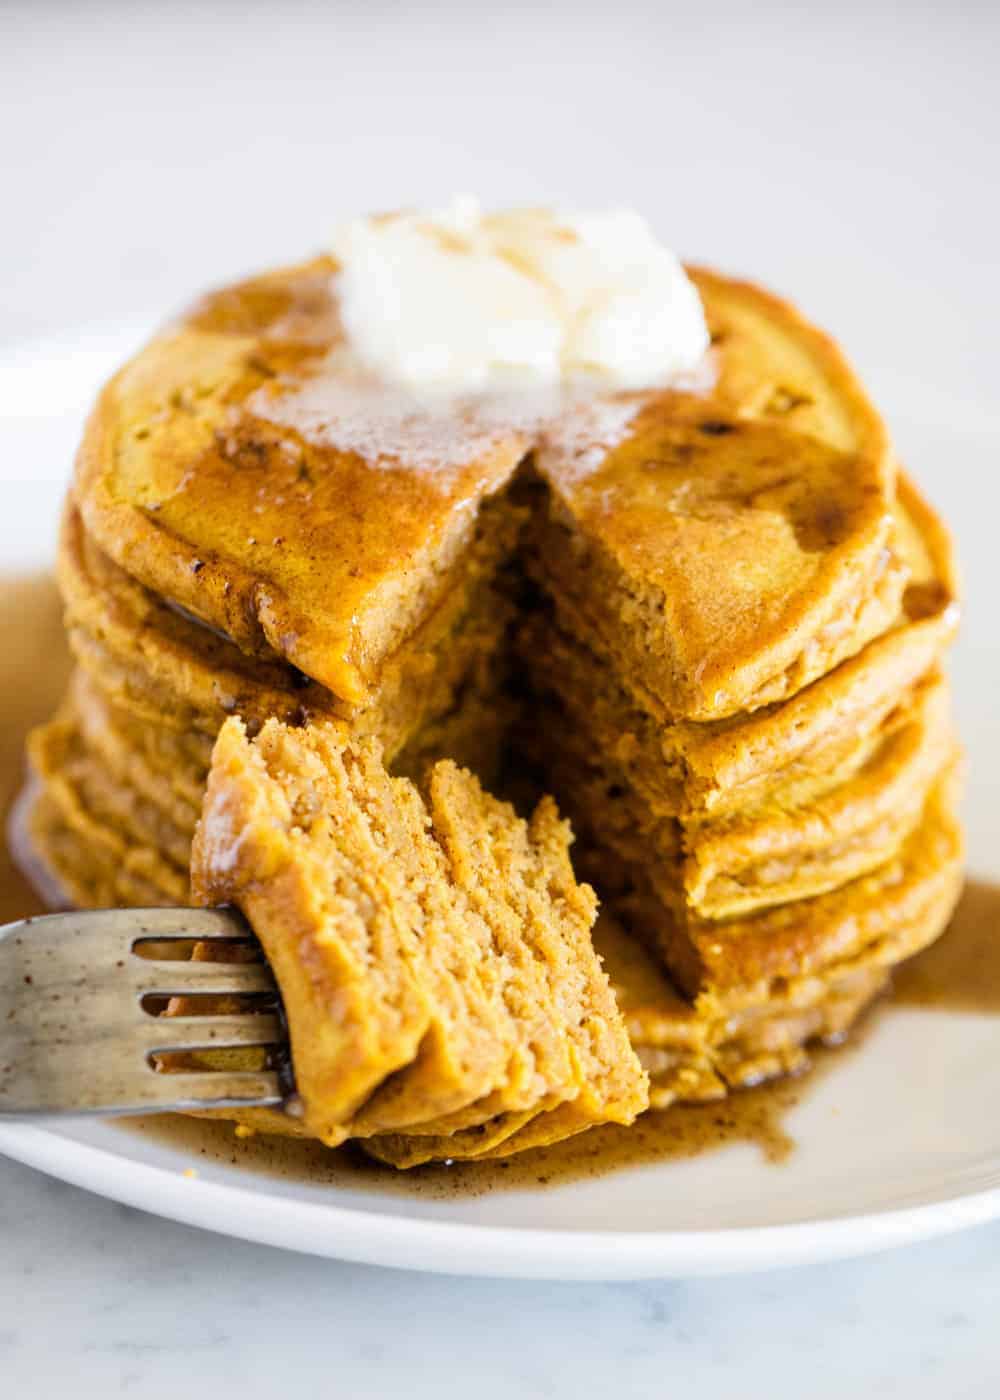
top-left (2, 1), bottom-right (999, 1394)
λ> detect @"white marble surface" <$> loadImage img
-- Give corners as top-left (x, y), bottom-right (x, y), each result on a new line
top-left (3, 0), bottom-right (1000, 1392)
top-left (3, 1155), bottom-right (1000, 1395)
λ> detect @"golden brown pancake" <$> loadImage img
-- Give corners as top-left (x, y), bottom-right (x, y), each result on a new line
top-left (74, 261), bottom-right (898, 720)
top-left (518, 472), bottom-right (958, 822)
top-left (73, 258), bottom-right (529, 708)
top-left (59, 500), bottom-right (520, 751)
top-left (189, 717), bottom-right (647, 1156)
top-left (680, 668), bottom-right (953, 917)
top-left (17, 247), bottom-right (964, 1166)
top-left (634, 764), bottom-right (964, 1013)
top-left (594, 914), bottom-right (891, 1107)
top-left (23, 773), bottom-right (182, 911)
top-left (526, 663), bottom-right (954, 921)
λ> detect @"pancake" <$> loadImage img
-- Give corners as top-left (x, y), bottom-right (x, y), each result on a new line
top-left (59, 501), bottom-right (520, 754)
top-left (583, 764), bottom-right (962, 1100)
top-left (27, 706), bottom-right (190, 904)
top-left (24, 773), bottom-right (183, 911)
top-left (517, 472), bottom-right (958, 823)
top-left (680, 668), bottom-right (953, 917)
top-left (593, 914), bottom-right (890, 1107)
top-left (189, 717), bottom-right (647, 1155)
top-left (73, 258), bottom-right (530, 708)
top-left (529, 267), bottom-right (901, 722)
top-left (194, 719), bottom-right (433, 1144)
top-left (71, 668), bottom-right (207, 835)
top-left (525, 664), bottom-right (953, 919)
top-left (627, 764), bottom-right (964, 1017)
top-left (74, 261), bottom-right (898, 720)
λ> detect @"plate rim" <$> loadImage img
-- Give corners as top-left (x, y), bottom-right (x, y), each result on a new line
top-left (2, 1119), bottom-right (1000, 1280)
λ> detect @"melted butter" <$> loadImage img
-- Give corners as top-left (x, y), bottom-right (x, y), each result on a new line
top-left (1, 574), bottom-right (996, 1196)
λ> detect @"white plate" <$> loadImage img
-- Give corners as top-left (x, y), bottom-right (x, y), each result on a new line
top-left (0, 328), bottom-right (997, 1281)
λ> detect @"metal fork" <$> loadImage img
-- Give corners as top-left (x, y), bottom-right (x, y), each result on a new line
top-left (0, 907), bottom-right (291, 1117)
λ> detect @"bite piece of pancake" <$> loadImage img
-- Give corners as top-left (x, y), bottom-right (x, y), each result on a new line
top-left (366, 793), bottom-right (649, 1166)
top-left (191, 719), bottom-right (432, 1142)
top-left (383, 772), bottom-right (587, 1137)
top-left (189, 717), bottom-right (647, 1155)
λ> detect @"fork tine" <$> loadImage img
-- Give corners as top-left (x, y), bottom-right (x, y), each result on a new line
top-left (137, 1013), bottom-right (283, 1052)
top-left (16, 905), bottom-right (251, 948)
top-left (131, 1069), bottom-right (284, 1111)
top-left (79, 1071), bottom-right (283, 1115)
top-left (130, 960), bottom-right (277, 996)
top-left (0, 1054), bottom-right (284, 1116)
top-left (122, 907), bottom-right (253, 941)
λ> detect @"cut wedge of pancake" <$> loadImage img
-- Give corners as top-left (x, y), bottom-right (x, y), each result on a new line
top-left (515, 471), bottom-right (958, 926)
top-left (189, 717), bottom-right (647, 1155)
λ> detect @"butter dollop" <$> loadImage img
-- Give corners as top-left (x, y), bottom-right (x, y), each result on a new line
top-left (331, 197), bottom-right (709, 393)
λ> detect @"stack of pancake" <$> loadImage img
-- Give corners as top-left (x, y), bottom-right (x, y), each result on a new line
top-left (22, 254), bottom-right (963, 1155)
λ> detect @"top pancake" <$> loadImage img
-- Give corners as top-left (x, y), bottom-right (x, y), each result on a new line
top-left (74, 258), bottom-right (896, 718)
